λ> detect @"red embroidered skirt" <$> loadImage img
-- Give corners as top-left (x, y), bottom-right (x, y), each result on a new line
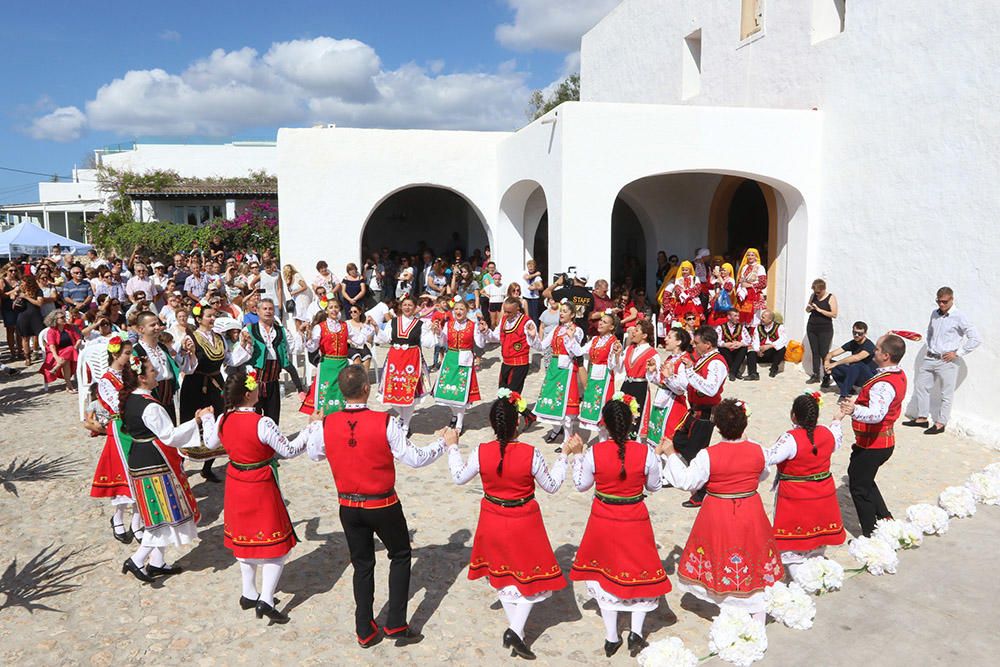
top-left (663, 400), bottom-right (688, 440)
top-left (223, 464), bottom-right (297, 559)
top-left (570, 498), bottom-right (671, 599)
top-left (773, 477), bottom-right (846, 552)
top-left (677, 493), bottom-right (783, 596)
top-left (90, 425), bottom-right (132, 499)
top-left (468, 498), bottom-right (566, 596)
top-left (380, 346), bottom-right (425, 406)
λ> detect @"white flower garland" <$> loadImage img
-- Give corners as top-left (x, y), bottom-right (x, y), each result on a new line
top-left (709, 608), bottom-right (768, 666)
top-left (938, 486), bottom-right (977, 517)
top-left (905, 503), bottom-right (950, 535)
top-left (637, 637), bottom-right (699, 667)
top-left (871, 518), bottom-right (924, 550)
top-left (848, 536), bottom-right (899, 575)
top-left (965, 472), bottom-right (1000, 505)
top-left (792, 556), bottom-right (845, 594)
top-left (765, 581), bottom-right (816, 630)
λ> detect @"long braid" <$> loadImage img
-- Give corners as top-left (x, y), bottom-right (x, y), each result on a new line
top-left (490, 399), bottom-right (517, 475)
top-left (792, 394), bottom-right (821, 455)
top-left (602, 400), bottom-right (633, 479)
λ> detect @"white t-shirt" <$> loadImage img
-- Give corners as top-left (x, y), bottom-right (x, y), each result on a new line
top-left (258, 270), bottom-right (281, 307)
top-left (484, 283), bottom-right (505, 304)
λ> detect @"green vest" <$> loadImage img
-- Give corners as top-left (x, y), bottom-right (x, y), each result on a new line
top-left (248, 322), bottom-right (290, 370)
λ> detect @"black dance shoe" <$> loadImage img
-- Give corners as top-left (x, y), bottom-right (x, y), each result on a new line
top-left (604, 638), bottom-right (623, 657)
top-left (121, 558), bottom-right (154, 583)
top-left (255, 600), bottom-right (290, 624)
top-left (627, 631), bottom-right (648, 657)
top-left (448, 415), bottom-right (458, 428)
top-left (682, 498), bottom-right (703, 508)
top-left (240, 595), bottom-right (281, 610)
top-left (502, 629), bottom-right (535, 660)
top-left (111, 516), bottom-right (133, 544)
top-left (820, 375), bottom-right (832, 388)
top-left (769, 367), bottom-right (779, 377)
top-left (146, 563), bottom-right (183, 577)
top-left (746, 373), bottom-right (760, 381)
top-left (387, 627), bottom-right (424, 646)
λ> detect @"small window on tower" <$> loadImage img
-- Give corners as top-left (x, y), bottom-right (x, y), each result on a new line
top-left (740, 0), bottom-right (764, 41)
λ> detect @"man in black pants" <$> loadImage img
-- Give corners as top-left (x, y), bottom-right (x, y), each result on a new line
top-left (313, 365), bottom-right (457, 647)
top-left (716, 309), bottom-right (752, 381)
top-left (746, 309), bottom-right (787, 379)
top-left (235, 298), bottom-right (304, 424)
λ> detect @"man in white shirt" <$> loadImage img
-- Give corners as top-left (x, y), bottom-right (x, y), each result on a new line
top-left (746, 309), bottom-right (788, 379)
top-left (903, 287), bottom-right (981, 435)
top-left (716, 309), bottom-right (752, 381)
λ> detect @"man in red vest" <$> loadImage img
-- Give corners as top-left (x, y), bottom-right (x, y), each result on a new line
top-left (480, 297), bottom-right (538, 427)
top-left (839, 333), bottom-right (908, 536)
top-left (311, 364), bottom-right (458, 647)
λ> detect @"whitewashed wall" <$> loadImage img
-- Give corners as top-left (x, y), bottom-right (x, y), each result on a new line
top-left (101, 143), bottom-right (277, 178)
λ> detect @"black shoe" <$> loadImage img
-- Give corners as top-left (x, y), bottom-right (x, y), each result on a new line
top-left (111, 516), bottom-right (133, 544)
top-left (503, 629), bottom-right (536, 660)
top-left (924, 425), bottom-right (946, 435)
top-left (682, 499), bottom-right (702, 508)
top-left (121, 558), bottom-right (154, 583)
top-left (1, 366), bottom-right (20, 377)
top-left (239, 595), bottom-right (258, 610)
top-left (146, 563), bottom-right (183, 577)
top-left (543, 427), bottom-right (564, 444)
top-left (448, 416), bottom-right (458, 428)
top-left (357, 621), bottom-right (382, 648)
top-left (769, 367), bottom-right (779, 377)
top-left (728, 373), bottom-right (738, 381)
top-left (255, 600), bottom-right (290, 624)
top-left (806, 375), bottom-right (820, 384)
top-left (627, 631), bottom-right (648, 657)
top-left (386, 627), bottom-right (424, 646)
top-left (746, 373), bottom-right (760, 381)
top-left (202, 467), bottom-right (222, 483)
top-left (820, 375), bottom-right (832, 388)
top-left (902, 418), bottom-right (929, 428)
top-left (604, 638), bottom-right (623, 657)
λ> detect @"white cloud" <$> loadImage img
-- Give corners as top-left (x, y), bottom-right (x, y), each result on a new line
top-left (495, 0), bottom-right (622, 52)
top-left (27, 106), bottom-right (87, 142)
top-left (159, 29), bottom-right (181, 42)
top-left (27, 36), bottom-right (533, 139)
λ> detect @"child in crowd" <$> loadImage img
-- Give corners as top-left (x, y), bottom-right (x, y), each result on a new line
top-left (430, 296), bottom-right (452, 371)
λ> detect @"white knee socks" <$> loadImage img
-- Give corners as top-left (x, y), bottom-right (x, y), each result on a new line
top-left (630, 610), bottom-right (647, 635)
top-left (112, 506), bottom-right (126, 535)
top-left (601, 608), bottom-right (620, 642)
top-left (500, 601), bottom-right (533, 639)
top-left (259, 560), bottom-right (284, 606)
top-left (130, 545), bottom-right (153, 568)
top-left (129, 509), bottom-right (143, 534)
top-left (147, 547), bottom-right (166, 568)
top-left (239, 561), bottom-right (258, 599)
top-left (452, 406), bottom-right (466, 431)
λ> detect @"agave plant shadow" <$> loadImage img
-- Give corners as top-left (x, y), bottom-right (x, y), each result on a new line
top-left (0, 544), bottom-right (106, 614)
top-left (0, 455), bottom-right (80, 497)
top-left (0, 384), bottom-right (48, 418)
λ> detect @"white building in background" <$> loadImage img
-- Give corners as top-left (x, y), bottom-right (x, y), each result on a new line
top-left (1, 141), bottom-right (277, 241)
top-left (278, 0), bottom-right (998, 445)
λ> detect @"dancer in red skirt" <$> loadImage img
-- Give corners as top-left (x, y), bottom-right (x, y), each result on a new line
top-left (765, 392), bottom-right (846, 579)
top-left (373, 295), bottom-right (437, 435)
top-left (648, 327), bottom-right (693, 451)
top-left (564, 312), bottom-right (621, 439)
top-left (662, 399), bottom-right (782, 623)
top-left (89, 336), bottom-right (144, 543)
top-left (612, 319), bottom-right (659, 441)
top-left (565, 397), bottom-right (670, 658)
top-left (447, 391), bottom-right (567, 660)
top-left (431, 300), bottom-right (487, 433)
top-left (207, 368), bottom-right (323, 623)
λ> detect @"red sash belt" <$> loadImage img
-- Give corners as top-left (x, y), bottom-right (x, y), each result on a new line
top-left (338, 489), bottom-right (399, 509)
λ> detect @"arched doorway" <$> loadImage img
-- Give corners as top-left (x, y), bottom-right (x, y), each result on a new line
top-left (361, 185), bottom-right (490, 262)
top-left (611, 197), bottom-right (646, 293)
top-left (533, 211), bottom-right (549, 281)
top-left (709, 176), bottom-right (778, 307)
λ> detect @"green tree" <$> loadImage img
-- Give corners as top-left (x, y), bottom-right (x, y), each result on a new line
top-left (528, 73), bottom-right (580, 120)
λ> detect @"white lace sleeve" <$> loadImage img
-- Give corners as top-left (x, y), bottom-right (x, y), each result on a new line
top-left (307, 421), bottom-right (327, 461)
top-left (573, 449), bottom-right (596, 491)
top-left (448, 444), bottom-right (480, 485)
top-left (305, 325), bottom-right (322, 353)
top-left (258, 417), bottom-right (317, 459)
top-left (828, 421), bottom-right (844, 452)
top-left (141, 402), bottom-right (203, 449)
top-left (532, 449), bottom-right (567, 493)
top-left (765, 432), bottom-right (798, 466)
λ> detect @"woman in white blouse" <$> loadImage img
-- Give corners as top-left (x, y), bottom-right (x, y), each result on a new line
top-left (344, 303), bottom-right (376, 371)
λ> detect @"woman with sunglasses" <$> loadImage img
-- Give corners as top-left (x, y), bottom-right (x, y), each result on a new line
top-left (345, 304), bottom-right (375, 371)
top-left (1, 264), bottom-right (23, 361)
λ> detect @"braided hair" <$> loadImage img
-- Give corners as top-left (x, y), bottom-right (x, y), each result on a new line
top-left (792, 394), bottom-right (821, 455)
top-left (489, 398), bottom-right (518, 475)
top-left (602, 399), bottom-right (634, 479)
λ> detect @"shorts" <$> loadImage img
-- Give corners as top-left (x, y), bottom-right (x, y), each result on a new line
top-left (348, 345), bottom-right (372, 362)
top-left (488, 303), bottom-right (502, 313)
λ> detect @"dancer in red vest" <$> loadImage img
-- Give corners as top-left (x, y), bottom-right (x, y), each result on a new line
top-left (300, 300), bottom-right (350, 416)
top-left (765, 392), bottom-right (846, 579)
top-left (673, 326), bottom-right (728, 508)
top-left (480, 297), bottom-right (539, 428)
top-left (530, 302), bottom-right (584, 450)
top-left (662, 399), bottom-right (782, 625)
top-left (839, 333), bottom-right (908, 536)
top-left (89, 337), bottom-right (144, 543)
top-left (432, 300), bottom-right (487, 432)
top-left (310, 364), bottom-right (457, 648)
top-left (566, 397), bottom-right (670, 658)
top-left (648, 327), bottom-right (694, 449)
top-left (207, 368), bottom-right (323, 623)
top-left (447, 391), bottom-right (567, 660)
top-left (612, 319), bottom-right (659, 440)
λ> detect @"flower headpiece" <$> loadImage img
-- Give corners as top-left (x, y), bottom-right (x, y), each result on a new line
top-left (612, 391), bottom-right (641, 418)
top-left (447, 299), bottom-right (456, 309)
top-left (106, 335), bottom-right (123, 355)
top-left (804, 390), bottom-right (823, 408)
top-left (734, 399), bottom-right (752, 418)
top-left (244, 368), bottom-right (259, 392)
top-left (496, 387), bottom-right (527, 413)
top-left (192, 303), bottom-right (203, 317)
top-left (318, 299), bottom-right (329, 309)
top-left (128, 355), bottom-right (143, 373)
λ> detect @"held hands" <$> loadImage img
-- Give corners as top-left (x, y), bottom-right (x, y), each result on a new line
top-left (437, 427), bottom-right (460, 446)
top-left (655, 438), bottom-right (676, 457)
top-left (646, 357), bottom-right (657, 372)
top-left (564, 433), bottom-right (585, 455)
top-left (183, 336), bottom-right (196, 354)
top-left (240, 330), bottom-right (252, 347)
top-left (838, 397), bottom-right (856, 418)
top-left (612, 341), bottom-right (623, 356)
top-left (195, 406), bottom-right (214, 422)
top-left (477, 319), bottom-right (489, 333)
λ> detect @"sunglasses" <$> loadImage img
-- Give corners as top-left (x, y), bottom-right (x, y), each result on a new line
top-left (852, 330), bottom-right (866, 336)
top-left (936, 298), bottom-right (952, 304)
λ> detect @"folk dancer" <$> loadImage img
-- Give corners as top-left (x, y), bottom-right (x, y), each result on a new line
top-left (530, 302), bottom-right (584, 450)
top-left (765, 393), bottom-right (846, 579)
top-left (132, 310), bottom-right (195, 423)
top-left (119, 355), bottom-right (218, 583)
top-left (706, 262), bottom-right (736, 327)
top-left (447, 392), bottom-right (567, 660)
top-left (839, 334), bottom-right (908, 536)
top-left (716, 308), bottom-right (752, 381)
top-left (89, 336), bottom-right (144, 543)
top-left (480, 297), bottom-right (539, 428)
top-left (566, 398), bottom-right (671, 658)
top-left (207, 368), bottom-right (323, 624)
top-left (735, 248), bottom-right (767, 327)
top-left (308, 365), bottom-right (456, 648)
top-left (300, 300), bottom-right (350, 416)
top-left (373, 295), bottom-right (438, 436)
top-left (564, 311), bottom-right (620, 439)
top-left (647, 327), bottom-right (694, 449)
top-left (432, 299), bottom-right (488, 433)
top-left (746, 309), bottom-right (787, 379)
top-left (662, 399), bottom-right (782, 625)
top-left (666, 260), bottom-right (703, 325)
top-left (672, 326), bottom-right (728, 508)
top-left (611, 319), bottom-right (659, 440)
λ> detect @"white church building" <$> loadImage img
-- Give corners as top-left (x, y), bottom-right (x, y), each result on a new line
top-left (277, 0), bottom-right (997, 445)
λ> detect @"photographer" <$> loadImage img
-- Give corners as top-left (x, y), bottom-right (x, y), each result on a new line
top-left (543, 267), bottom-right (594, 333)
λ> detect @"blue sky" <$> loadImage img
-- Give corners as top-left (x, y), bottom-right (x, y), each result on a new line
top-left (0, 0), bottom-right (621, 203)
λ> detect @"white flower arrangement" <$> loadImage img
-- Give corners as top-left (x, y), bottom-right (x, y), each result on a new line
top-left (965, 472), bottom-right (1000, 506)
top-left (871, 518), bottom-right (924, 550)
top-left (848, 536), bottom-right (899, 576)
top-left (905, 503), bottom-right (950, 536)
top-left (637, 637), bottom-right (699, 667)
top-left (938, 486), bottom-right (977, 518)
top-left (791, 556), bottom-right (845, 594)
top-left (765, 581), bottom-right (816, 630)
top-left (709, 607), bottom-right (768, 666)
top-left (983, 462), bottom-right (1000, 481)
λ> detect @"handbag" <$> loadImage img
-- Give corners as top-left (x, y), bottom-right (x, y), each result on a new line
top-left (714, 289), bottom-right (732, 312)
top-left (284, 299), bottom-right (296, 315)
top-left (308, 347), bottom-right (322, 366)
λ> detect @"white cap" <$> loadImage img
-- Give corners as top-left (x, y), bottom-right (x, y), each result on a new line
top-left (151, 261), bottom-right (164, 268)
top-left (213, 316), bottom-right (242, 334)
top-left (574, 267), bottom-right (589, 281)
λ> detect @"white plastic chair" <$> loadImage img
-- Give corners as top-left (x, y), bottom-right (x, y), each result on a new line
top-left (77, 340), bottom-right (110, 419)
top-left (37, 328), bottom-right (50, 390)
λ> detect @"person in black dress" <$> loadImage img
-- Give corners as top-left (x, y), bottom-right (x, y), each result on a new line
top-left (805, 279), bottom-right (838, 386)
